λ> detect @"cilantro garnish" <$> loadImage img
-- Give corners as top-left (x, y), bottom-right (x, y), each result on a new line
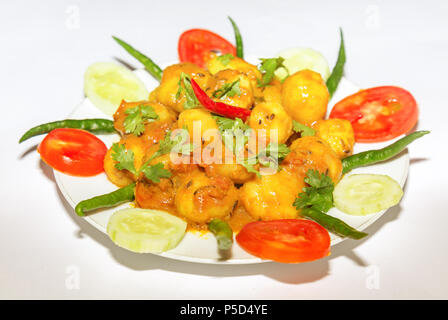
top-left (139, 162), bottom-right (171, 183)
top-left (213, 79), bottom-right (241, 99)
top-left (213, 114), bottom-right (291, 176)
top-left (111, 143), bottom-right (137, 175)
top-left (123, 104), bottom-right (159, 136)
top-left (213, 115), bottom-right (250, 154)
top-left (176, 72), bottom-right (200, 109)
top-left (293, 169), bottom-right (334, 213)
top-left (214, 115), bottom-right (250, 132)
top-left (217, 53), bottom-right (235, 66)
top-left (249, 143), bottom-right (290, 174)
top-left (264, 143), bottom-right (290, 161)
top-left (110, 130), bottom-right (194, 184)
top-left (153, 129), bottom-right (194, 159)
top-left (292, 120), bottom-right (315, 137)
top-left (238, 143), bottom-right (290, 177)
top-left (239, 156), bottom-right (261, 177)
top-left (257, 57), bottom-right (285, 87)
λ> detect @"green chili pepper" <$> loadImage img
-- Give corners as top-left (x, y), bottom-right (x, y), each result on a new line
top-left (326, 28), bottom-right (346, 98)
top-left (112, 36), bottom-right (163, 81)
top-left (342, 130), bottom-right (430, 174)
top-left (19, 118), bottom-right (116, 143)
top-left (228, 16), bottom-right (243, 59)
top-left (75, 183), bottom-right (136, 217)
top-left (302, 208), bottom-right (367, 240)
top-left (208, 218), bottom-right (233, 250)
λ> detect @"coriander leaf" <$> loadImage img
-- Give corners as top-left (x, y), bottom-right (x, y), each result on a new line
top-left (217, 53), bottom-right (235, 66)
top-left (258, 57), bottom-right (285, 87)
top-left (123, 104), bottom-right (159, 136)
top-left (238, 156), bottom-right (261, 178)
top-left (111, 143), bottom-right (136, 175)
top-left (213, 116), bottom-right (290, 176)
top-left (154, 130), bottom-right (179, 158)
top-left (293, 169), bottom-right (334, 213)
top-left (304, 169), bottom-right (334, 189)
top-left (263, 143), bottom-right (290, 161)
top-left (292, 120), bottom-right (315, 137)
top-left (213, 115), bottom-right (251, 154)
top-left (213, 79), bottom-right (241, 99)
top-left (256, 143), bottom-right (290, 171)
top-left (214, 115), bottom-right (250, 132)
top-left (140, 105), bottom-right (158, 118)
top-left (176, 73), bottom-right (200, 109)
top-left (152, 129), bottom-right (195, 160)
top-left (141, 162), bottom-right (172, 183)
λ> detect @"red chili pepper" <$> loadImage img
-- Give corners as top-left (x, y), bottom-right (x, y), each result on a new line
top-left (190, 78), bottom-right (251, 121)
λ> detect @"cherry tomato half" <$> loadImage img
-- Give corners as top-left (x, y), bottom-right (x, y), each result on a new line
top-left (236, 219), bottom-right (331, 263)
top-left (329, 86), bottom-right (418, 142)
top-left (38, 128), bottom-right (107, 176)
top-left (178, 29), bottom-right (236, 68)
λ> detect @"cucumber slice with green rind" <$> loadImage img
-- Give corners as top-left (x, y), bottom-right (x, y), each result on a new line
top-left (274, 47), bottom-right (331, 81)
top-left (333, 174), bottom-right (403, 216)
top-left (107, 208), bottom-right (187, 253)
top-left (84, 62), bottom-right (149, 116)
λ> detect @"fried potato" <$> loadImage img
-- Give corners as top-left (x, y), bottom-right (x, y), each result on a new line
top-left (174, 170), bottom-right (238, 224)
top-left (206, 56), bottom-right (261, 89)
top-left (211, 69), bottom-right (254, 109)
top-left (312, 119), bottom-right (355, 158)
top-left (283, 136), bottom-right (342, 183)
top-left (156, 63), bottom-right (213, 113)
top-left (240, 168), bottom-right (305, 221)
top-left (248, 101), bottom-right (293, 144)
top-left (281, 69), bottom-right (329, 126)
top-left (113, 100), bottom-right (176, 135)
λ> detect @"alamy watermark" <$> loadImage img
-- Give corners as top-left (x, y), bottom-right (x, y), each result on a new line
top-left (65, 265), bottom-right (80, 290)
top-left (65, 5), bottom-right (80, 30)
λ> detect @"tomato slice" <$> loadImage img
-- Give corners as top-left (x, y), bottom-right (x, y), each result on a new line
top-left (236, 219), bottom-right (331, 263)
top-left (38, 128), bottom-right (107, 176)
top-left (329, 86), bottom-right (418, 142)
top-left (178, 29), bottom-right (236, 68)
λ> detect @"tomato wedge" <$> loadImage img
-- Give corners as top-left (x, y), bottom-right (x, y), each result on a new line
top-left (38, 128), bottom-right (107, 176)
top-left (178, 29), bottom-right (236, 68)
top-left (236, 219), bottom-right (331, 263)
top-left (329, 86), bottom-right (418, 142)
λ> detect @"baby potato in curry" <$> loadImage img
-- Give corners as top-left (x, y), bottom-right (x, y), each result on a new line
top-left (155, 63), bottom-right (213, 113)
top-left (312, 119), bottom-right (355, 158)
top-left (174, 170), bottom-right (238, 225)
top-left (211, 69), bottom-right (255, 109)
top-left (248, 102), bottom-right (293, 144)
top-left (282, 69), bottom-right (329, 125)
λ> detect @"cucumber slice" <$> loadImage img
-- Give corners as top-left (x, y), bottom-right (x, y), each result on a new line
top-left (333, 174), bottom-right (403, 216)
top-left (107, 208), bottom-right (187, 253)
top-left (274, 47), bottom-right (331, 81)
top-left (84, 62), bottom-right (149, 116)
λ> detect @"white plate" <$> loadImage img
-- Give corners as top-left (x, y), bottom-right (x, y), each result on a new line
top-left (54, 67), bottom-right (409, 264)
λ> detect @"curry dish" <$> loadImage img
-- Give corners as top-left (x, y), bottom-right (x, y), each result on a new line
top-left (104, 56), bottom-right (355, 232)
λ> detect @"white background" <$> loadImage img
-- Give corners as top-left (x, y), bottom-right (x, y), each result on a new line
top-left (2, 0), bottom-right (447, 299)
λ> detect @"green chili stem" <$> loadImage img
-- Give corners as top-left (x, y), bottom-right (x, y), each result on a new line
top-left (302, 208), bottom-right (367, 240)
top-left (75, 183), bottom-right (136, 216)
top-left (113, 36), bottom-right (163, 81)
top-left (208, 218), bottom-right (233, 250)
top-left (228, 17), bottom-right (243, 59)
top-left (19, 119), bottom-right (116, 143)
top-left (342, 130), bottom-right (430, 174)
top-left (326, 28), bottom-right (346, 98)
